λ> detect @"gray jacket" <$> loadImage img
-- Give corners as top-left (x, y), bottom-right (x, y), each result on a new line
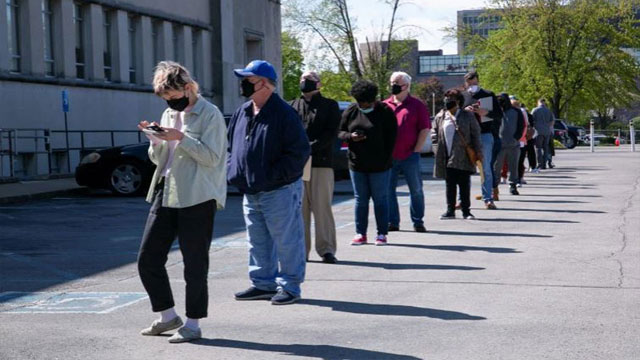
top-left (532, 105), bottom-right (554, 136)
top-left (432, 109), bottom-right (483, 179)
top-left (500, 107), bottom-right (524, 148)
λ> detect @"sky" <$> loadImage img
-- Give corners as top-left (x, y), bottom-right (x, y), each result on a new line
top-left (348, 0), bottom-right (488, 54)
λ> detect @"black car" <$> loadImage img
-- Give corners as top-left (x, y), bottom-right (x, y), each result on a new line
top-left (75, 143), bottom-right (155, 196)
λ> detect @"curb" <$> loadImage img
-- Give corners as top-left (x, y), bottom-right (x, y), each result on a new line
top-left (0, 187), bottom-right (89, 205)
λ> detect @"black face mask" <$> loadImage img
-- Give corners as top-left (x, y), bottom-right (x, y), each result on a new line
top-left (166, 94), bottom-right (189, 112)
top-left (444, 97), bottom-right (457, 110)
top-left (300, 79), bottom-right (317, 93)
top-left (391, 84), bottom-right (403, 95)
top-left (241, 78), bottom-right (257, 98)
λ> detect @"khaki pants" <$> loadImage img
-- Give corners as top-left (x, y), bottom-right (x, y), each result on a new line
top-left (303, 167), bottom-right (337, 258)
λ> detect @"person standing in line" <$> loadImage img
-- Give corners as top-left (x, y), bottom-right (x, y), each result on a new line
top-left (137, 61), bottom-right (228, 343)
top-left (517, 103), bottom-right (537, 184)
top-left (462, 71), bottom-right (502, 209)
top-left (433, 89), bottom-right (483, 220)
top-left (494, 93), bottom-right (525, 196)
top-left (384, 72), bottom-right (431, 233)
top-left (338, 80), bottom-right (397, 246)
top-left (289, 71), bottom-right (340, 264)
top-left (532, 98), bottom-right (555, 171)
top-left (228, 60), bottom-right (310, 305)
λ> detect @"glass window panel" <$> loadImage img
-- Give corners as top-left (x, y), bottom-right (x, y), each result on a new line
top-left (73, 2), bottom-right (84, 78)
top-left (103, 10), bottom-right (112, 81)
top-left (42, 0), bottom-right (55, 76)
top-left (128, 15), bottom-right (137, 83)
top-left (7, 0), bottom-right (21, 72)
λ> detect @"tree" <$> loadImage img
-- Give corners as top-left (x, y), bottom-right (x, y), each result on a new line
top-left (412, 76), bottom-right (446, 116)
top-left (284, 0), bottom-right (418, 94)
top-left (462, 0), bottom-right (640, 120)
top-left (281, 31), bottom-right (305, 101)
top-left (318, 70), bottom-right (353, 101)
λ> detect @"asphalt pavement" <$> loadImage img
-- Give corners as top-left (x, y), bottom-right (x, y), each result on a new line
top-left (0, 147), bottom-right (639, 360)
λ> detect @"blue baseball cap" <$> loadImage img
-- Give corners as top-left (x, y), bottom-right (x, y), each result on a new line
top-left (234, 60), bottom-right (277, 81)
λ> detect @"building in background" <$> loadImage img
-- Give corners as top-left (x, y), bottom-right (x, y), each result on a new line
top-left (457, 9), bottom-right (502, 55)
top-left (0, 0), bottom-right (281, 178)
top-left (416, 49), bottom-right (473, 89)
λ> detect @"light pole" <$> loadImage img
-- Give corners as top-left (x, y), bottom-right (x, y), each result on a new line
top-left (432, 92), bottom-right (435, 116)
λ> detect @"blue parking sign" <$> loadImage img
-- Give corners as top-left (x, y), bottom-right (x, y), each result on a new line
top-left (62, 90), bottom-right (69, 113)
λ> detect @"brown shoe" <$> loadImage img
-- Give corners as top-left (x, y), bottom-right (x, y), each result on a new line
top-left (475, 195), bottom-right (483, 200)
top-left (485, 202), bottom-right (497, 210)
top-left (492, 187), bottom-right (500, 201)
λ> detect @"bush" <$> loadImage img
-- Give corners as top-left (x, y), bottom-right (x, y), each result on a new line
top-left (553, 139), bottom-right (565, 149)
top-left (606, 121), bottom-right (626, 130)
top-left (600, 136), bottom-right (616, 145)
top-left (632, 117), bottom-right (640, 129)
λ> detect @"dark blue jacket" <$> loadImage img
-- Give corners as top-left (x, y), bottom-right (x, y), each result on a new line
top-left (227, 93), bottom-right (311, 194)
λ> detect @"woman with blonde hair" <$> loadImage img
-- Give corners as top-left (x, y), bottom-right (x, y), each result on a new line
top-left (136, 61), bottom-right (227, 343)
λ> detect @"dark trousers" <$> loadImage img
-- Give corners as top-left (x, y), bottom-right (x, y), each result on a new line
top-left (518, 140), bottom-right (536, 179)
top-left (445, 167), bottom-right (472, 215)
top-left (137, 184), bottom-right (216, 319)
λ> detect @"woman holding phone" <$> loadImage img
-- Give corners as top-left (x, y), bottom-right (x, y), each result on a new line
top-left (136, 61), bottom-right (227, 343)
top-left (338, 80), bottom-right (397, 246)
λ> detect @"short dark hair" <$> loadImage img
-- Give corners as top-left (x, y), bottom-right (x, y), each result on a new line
top-left (464, 71), bottom-right (478, 81)
top-left (538, 98), bottom-right (546, 104)
top-left (350, 80), bottom-right (378, 103)
top-left (444, 88), bottom-right (465, 107)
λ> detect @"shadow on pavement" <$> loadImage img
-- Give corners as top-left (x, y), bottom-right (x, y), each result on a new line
top-left (193, 339), bottom-right (422, 359)
top-left (476, 218), bottom-right (579, 224)
top-left (494, 208), bottom-right (605, 214)
top-left (333, 260), bottom-right (484, 271)
top-left (424, 230), bottom-right (552, 238)
top-left (387, 243), bottom-right (521, 254)
top-left (299, 299), bottom-right (487, 320)
top-left (516, 194), bottom-right (602, 198)
top-left (498, 199), bottom-right (588, 204)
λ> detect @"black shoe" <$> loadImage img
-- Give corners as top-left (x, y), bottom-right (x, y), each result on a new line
top-left (440, 211), bottom-right (455, 220)
top-left (510, 186), bottom-right (519, 195)
top-left (322, 253), bottom-right (338, 264)
top-left (234, 286), bottom-right (277, 301)
top-left (413, 224), bottom-right (427, 233)
top-left (463, 213), bottom-right (476, 220)
top-left (388, 225), bottom-right (400, 232)
top-left (548, 162), bottom-right (555, 169)
top-left (271, 289), bottom-right (300, 305)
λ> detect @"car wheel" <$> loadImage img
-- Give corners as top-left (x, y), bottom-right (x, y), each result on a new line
top-left (109, 161), bottom-right (146, 196)
top-left (565, 134), bottom-right (577, 149)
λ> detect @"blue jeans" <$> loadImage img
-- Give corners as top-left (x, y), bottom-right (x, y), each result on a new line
top-left (492, 137), bottom-right (502, 189)
top-left (480, 133), bottom-right (495, 202)
top-left (243, 180), bottom-right (306, 297)
top-left (388, 152), bottom-right (424, 227)
top-left (349, 169), bottom-right (391, 236)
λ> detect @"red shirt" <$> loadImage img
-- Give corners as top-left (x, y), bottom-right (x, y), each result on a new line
top-left (383, 95), bottom-right (431, 160)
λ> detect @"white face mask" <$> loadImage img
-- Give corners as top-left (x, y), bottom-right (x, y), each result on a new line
top-left (468, 85), bottom-right (479, 93)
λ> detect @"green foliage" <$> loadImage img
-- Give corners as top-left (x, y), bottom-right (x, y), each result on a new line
top-left (466, 0), bottom-right (640, 120)
top-left (412, 77), bottom-right (445, 115)
top-left (631, 117), bottom-right (640, 129)
top-left (607, 121), bottom-right (626, 130)
top-left (281, 31), bottom-right (305, 101)
top-left (318, 71), bottom-right (354, 102)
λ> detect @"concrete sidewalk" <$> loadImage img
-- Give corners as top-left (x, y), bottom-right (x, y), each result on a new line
top-left (0, 177), bottom-right (86, 204)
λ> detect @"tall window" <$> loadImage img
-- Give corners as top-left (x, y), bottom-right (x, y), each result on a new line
top-left (6, 0), bottom-right (20, 73)
top-left (151, 20), bottom-right (160, 65)
top-left (128, 15), bottom-right (137, 83)
top-left (42, 0), bottom-right (54, 76)
top-left (103, 9), bottom-right (112, 81)
top-left (172, 24), bottom-right (180, 62)
top-left (73, 2), bottom-right (84, 79)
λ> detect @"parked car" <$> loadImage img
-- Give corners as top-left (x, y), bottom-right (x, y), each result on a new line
top-left (584, 133), bottom-right (607, 146)
top-left (566, 123), bottom-right (587, 146)
top-left (75, 143), bottom-right (154, 196)
top-left (553, 120), bottom-right (572, 148)
top-left (332, 101), bottom-right (352, 181)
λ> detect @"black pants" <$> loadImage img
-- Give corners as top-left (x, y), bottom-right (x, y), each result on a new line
top-left (445, 167), bottom-right (472, 214)
top-left (137, 183), bottom-right (216, 319)
top-left (518, 140), bottom-right (536, 180)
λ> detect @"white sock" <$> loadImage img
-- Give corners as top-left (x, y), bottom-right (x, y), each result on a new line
top-left (160, 308), bottom-right (178, 323)
top-left (184, 318), bottom-right (199, 331)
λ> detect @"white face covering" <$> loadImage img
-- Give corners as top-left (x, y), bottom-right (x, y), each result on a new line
top-left (468, 85), bottom-right (480, 93)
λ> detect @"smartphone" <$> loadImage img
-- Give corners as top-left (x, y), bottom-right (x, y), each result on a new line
top-left (142, 125), bottom-right (166, 135)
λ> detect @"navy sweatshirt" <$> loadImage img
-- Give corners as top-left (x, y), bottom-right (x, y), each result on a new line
top-left (227, 93), bottom-right (311, 194)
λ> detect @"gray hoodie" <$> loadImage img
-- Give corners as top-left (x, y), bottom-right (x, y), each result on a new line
top-left (499, 107), bottom-right (524, 148)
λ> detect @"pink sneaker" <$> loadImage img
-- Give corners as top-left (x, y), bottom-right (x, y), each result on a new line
top-left (350, 234), bottom-right (367, 246)
top-left (375, 234), bottom-right (388, 246)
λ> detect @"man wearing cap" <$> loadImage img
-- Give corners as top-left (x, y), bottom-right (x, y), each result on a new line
top-left (289, 71), bottom-right (340, 264)
top-left (384, 71), bottom-right (431, 233)
top-left (462, 71), bottom-right (502, 209)
top-left (227, 60), bottom-right (311, 305)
